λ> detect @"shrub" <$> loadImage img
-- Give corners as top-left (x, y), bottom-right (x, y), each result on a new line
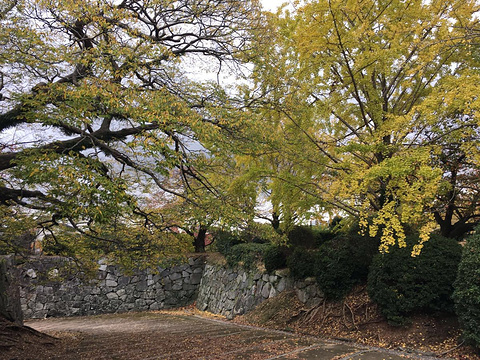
top-left (287, 226), bottom-right (317, 249)
top-left (287, 247), bottom-right (317, 280)
top-left (263, 245), bottom-right (287, 273)
top-left (315, 229), bottom-right (336, 246)
top-left (283, 231), bottom-right (379, 300)
top-left (453, 231), bottom-right (480, 348)
top-left (226, 243), bottom-right (269, 270)
top-left (313, 233), bottom-right (379, 300)
top-left (368, 234), bottom-right (462, 325)
top-left (241, 222), bottom-right (285, 245)
top-left (315, 241), bottom-right (355, 300)
top-left (211, 229), bottom-right (242, 256)
top-left (287, 225), bottom-right (336, 249)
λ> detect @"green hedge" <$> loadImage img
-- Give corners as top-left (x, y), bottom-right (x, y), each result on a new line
top-left (286, 247), bottom-right (317, 280)
top-left (368, 234), bottom-right (461, 325)
top-left (211, 229), bottom-right (242, 256)
top-left (453, 231), bottom-right (480, 348)
top-left (315, 233), bottom-right (379, 300)
top-left (226, 243), bottom-right (269, 270)
top-left (263, 245), bottom-right (287, 273)
top-left (287, 226), bottom-right (335, 249)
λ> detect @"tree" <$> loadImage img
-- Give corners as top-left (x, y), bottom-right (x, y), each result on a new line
top-left (251, 0), bottom-right (480, 252)
top-left (0, 0), bottom-right (264, 260)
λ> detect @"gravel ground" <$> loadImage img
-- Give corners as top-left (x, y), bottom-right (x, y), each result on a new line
top-left (0, 311), bottom-right (446, 360)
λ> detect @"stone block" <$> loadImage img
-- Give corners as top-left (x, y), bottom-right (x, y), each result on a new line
top-left (135, 299), bottom-right (147, 310)
top-left (106, 292), bottom-right (118, 300)
top-left (106, 273), bottom-right (117, 281)
top-left (169, 272), bottom-right (182, 281)
top-left (276, 277), bottom-right (287, 293)
top-left (261, 283), bottom-right (271, 298)
top-left (172, 283), bottom-right (183, 291)
top-left (136, 280), bottom-right (147, 292)
top-left (106, 280), bottom-right (118, 287)
top-left (295, 288), bottom-right (308, 303)
top-left (190, 273), bottom-right (202, 285)
top-left (269, 286), bottom-right (277, 298)
top-left (44, 286), bottom-right (54, 295)
top-left (149, 302), bottom-right (160, 311)
top-left (91, 287), bottom-right (101, 295)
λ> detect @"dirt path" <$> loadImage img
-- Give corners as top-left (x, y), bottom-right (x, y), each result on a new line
top-left (2, 312), bottom-right (444, 360)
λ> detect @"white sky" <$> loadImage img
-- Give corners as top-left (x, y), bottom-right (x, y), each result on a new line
top-left (261, 0), bottom-right (287, 12)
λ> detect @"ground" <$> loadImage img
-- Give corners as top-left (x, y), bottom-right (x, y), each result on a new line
top-left (1, 288), bottom-right (479, 359)
top-left (233, 286), bottom-right (480, 360)
top-left (2, 310), bottom-right (423, 360)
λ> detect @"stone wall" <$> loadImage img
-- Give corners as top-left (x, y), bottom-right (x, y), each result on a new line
top-left (19, 256), bottom-right (205, 319)
top-left (16, 256), bottom-right (324, 320)
top-left (196, 264), bottom-right (323, 319)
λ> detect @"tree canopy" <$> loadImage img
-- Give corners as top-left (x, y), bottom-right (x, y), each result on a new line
top-left (0, 0), bottom-right (265, 262)
top-left (249, 0), bottom-right (480, 252)
top-left (2, 0), bottom-right (480, 263)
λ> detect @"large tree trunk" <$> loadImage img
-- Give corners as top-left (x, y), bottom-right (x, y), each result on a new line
top-left (194, 226), bottom-right (207, 253)
top-left (0, 256), bottom-right (23, 325)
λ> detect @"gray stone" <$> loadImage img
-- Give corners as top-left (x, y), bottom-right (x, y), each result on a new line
top-left (106, 273), bottom-right (117, 281)
top-left (136, 280), bottom-right (147, 292)
top-left (296, 289), bottom-right (308, 303)
top-left (261, 283), bottom-right (271, 298)
top-left (269, 286), bottom-right (277, 298)
top-left (169, 272), bottom-right (182, 281)
top-left (106, 292), bottom-right (118, 300)
top-left (135, 298), bottom-right (146, 307)
top-left (190, 273), bottom-right (202, 285)
top-left (172, 283), bottom-right (183, 291)
top-left (149, 302), bottom-right (160, 311)
top-left (44, 286), bottom-right (54, 295)
top-left (276, 277), bottom-right (287, 293)
top-left (106, 280), bottom-right (118, 287)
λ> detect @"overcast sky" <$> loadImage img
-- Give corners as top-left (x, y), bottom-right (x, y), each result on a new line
top-left (261, 0), bottom-right (287, 12)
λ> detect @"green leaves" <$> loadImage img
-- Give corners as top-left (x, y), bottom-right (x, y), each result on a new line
top-left (250, 0), bottom-right (480, 248)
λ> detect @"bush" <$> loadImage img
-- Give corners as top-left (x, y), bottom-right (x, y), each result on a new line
top-left (368, 234), bottom-right (462, 325)
top-left (287, 226), bottom-right (317, 249)
top-left (211, 229), bottom-right (242, 256)
top-left (287, 247), bottom-right (317, 279)
top-left (226, 243), bottom-right (269, 270)
top-left (241, 222), bottom-right (285, 245)
top-left (314, 233), bottom-right (378, 300)
top-left (287, 226), bottom-right (335, 249)
top-left (453, 231), bottom-right (480, 348)
top-left (315, 241), bottom-right (355, 300)
top-left (263, 245), bottom-right (287, 273)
